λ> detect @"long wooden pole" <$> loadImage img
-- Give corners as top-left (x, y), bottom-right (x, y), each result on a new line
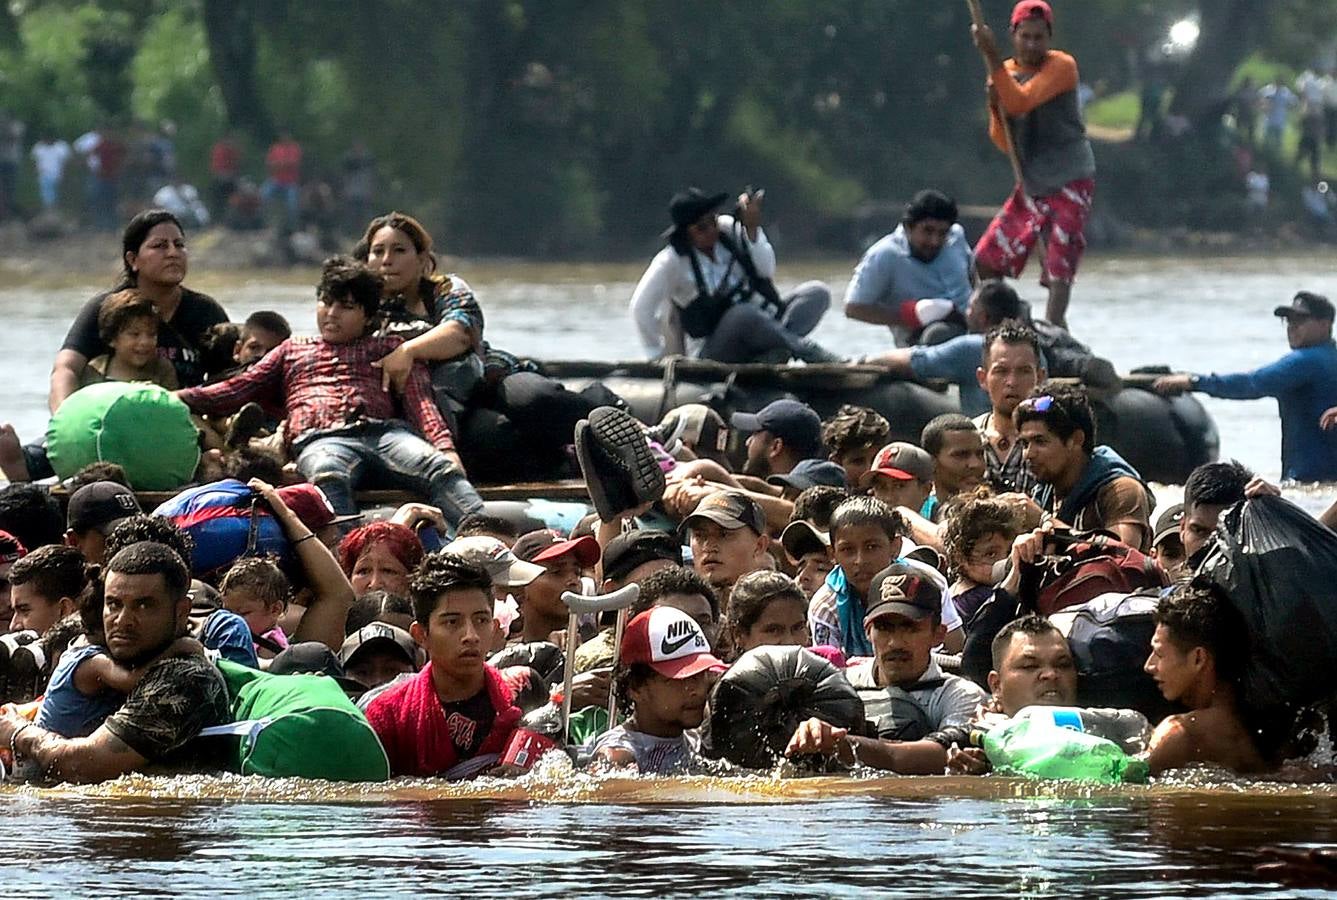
top-left (966, 0), bottom-right (1026, 191)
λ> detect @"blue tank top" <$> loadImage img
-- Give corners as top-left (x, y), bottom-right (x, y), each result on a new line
top-left (35, 643), bottom-right (124, 738)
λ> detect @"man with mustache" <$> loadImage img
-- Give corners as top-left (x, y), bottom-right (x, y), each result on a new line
top-left (0, 542), bottom-right (230, 783)
top-left (787, 565), bottom-right (986, 773)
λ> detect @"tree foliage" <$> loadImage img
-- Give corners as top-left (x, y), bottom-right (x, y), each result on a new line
top-left (0, 0), bottom-right (1331, 252)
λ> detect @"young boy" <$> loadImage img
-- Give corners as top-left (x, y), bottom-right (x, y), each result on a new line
top-left (807, 496), bottom-right (904, 657)
top-left (821, 405), bottom-right (890, 489)
top-left (808, 496), bottom-right (963, 657)
top-left (219, 556), bottom-right (291, 657)
top-left (590, 606), bottom-right (726, 775)
top-left (236, 311), bottom-right (291, 365)
top-left (364, 553), bottom-right (523, 777)
top-left (176, 257), bottom-right (484, 526)
top-left (82, 289), bottom-right (179, 389)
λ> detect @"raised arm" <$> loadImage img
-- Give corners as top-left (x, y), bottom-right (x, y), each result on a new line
top-left (250, 478), bottom-right (354, 653)
top-left (991, 53), bottom-right (1079, 118)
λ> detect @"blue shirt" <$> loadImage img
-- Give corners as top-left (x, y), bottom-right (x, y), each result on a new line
top-left (201, 609), bottom-right (261, 668)
top-left (1196, 341), bottom-right (1337, 481)
top-left (910, 334), bottom-right (990, 416)
top-left (36, 643), bottom-right (124, 738)
top-left (844, 224), bottom-right (974, 315)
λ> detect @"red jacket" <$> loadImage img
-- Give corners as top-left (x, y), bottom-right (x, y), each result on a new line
top-left (365, 662), bottom-right (521, 777)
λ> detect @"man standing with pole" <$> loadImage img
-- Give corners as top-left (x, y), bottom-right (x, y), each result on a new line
top-left (969, 1), bottom-right (1095, 329)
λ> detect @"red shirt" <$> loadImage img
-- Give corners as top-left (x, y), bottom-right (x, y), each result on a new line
top-left (210, 140), bottom-right (241, 177)
top-left (177, 335), bottom-right (456, 452)
top-left (265, 139), bottom-right (302, 185)
top-left (365, 663), bottom-right (522, 777)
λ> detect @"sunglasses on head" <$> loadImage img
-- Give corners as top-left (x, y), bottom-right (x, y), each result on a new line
top-left (1019, 395), bottom-right (1054, 413)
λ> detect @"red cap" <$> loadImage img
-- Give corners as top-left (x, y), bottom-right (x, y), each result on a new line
top-left (620, 607), bottom-right (726, 679)
top-left (277, 483), bottom-right (363, 531)
top-left (511, 530), bottom-right (601, 568)
top-left (0, 529), bottom-right (27, 565)
top-left (1011, 0), bottom-right (1053, 28)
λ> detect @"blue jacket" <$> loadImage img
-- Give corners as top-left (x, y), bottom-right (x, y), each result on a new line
top-left (1196, 341), bottom-right (1337, 481)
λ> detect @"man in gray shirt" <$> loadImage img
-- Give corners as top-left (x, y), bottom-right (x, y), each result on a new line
top-left (785, 565), bottom-right (987, 773)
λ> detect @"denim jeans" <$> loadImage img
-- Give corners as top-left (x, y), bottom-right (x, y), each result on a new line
top-left (294, 422), bottom-right (484, 529)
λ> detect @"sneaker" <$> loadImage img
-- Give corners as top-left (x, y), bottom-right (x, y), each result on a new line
top-left (575, 419), bottom-right (636, 522)
top-left (576, 407), bottom-right (666, 521)
top-left (225, 402), bottom-right (268, 449)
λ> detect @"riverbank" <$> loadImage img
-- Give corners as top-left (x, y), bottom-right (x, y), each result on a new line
top-left (0, 213), bottom-right (1329, 284)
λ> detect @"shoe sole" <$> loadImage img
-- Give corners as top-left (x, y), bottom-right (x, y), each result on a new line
top-left (574, 419), bottom-right (629, 522)
top-left (587, 407), bottom-right (665, 504)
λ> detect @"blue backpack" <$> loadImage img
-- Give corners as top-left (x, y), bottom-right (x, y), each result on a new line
top-left (154, 479), bottom-right (290, 575)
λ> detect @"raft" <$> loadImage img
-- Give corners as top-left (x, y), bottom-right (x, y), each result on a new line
top-left (545, 358), bottom-right (1219, 486)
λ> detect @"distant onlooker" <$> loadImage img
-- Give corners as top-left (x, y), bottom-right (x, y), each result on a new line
top-left (31, 133), bottom-right (71, 212)
top-left (262, 130), bottom-right (302, 225)
top-left (1260, 79), bottom-right (1298, 151)
top-left (209, 133), bottom-right (242, 215)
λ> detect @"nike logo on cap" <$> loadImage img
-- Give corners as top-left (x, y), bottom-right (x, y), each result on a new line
top-left (660, 633), bottom-right (699, 655)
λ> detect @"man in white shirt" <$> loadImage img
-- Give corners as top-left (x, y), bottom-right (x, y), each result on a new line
top-left (629, 187), bottom-right (838, 363)
top-left (31, 135), bottom-right (70, 212)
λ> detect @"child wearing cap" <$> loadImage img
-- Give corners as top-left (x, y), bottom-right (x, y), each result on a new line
top-left (862, 443), bottom-right (935, 520)
top-left (589, 606), bottom-right (725, 775)
top-left (510, 530), bottom-right (601, 644)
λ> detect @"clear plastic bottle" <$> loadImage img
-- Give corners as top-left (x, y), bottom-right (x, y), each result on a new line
top-left (1007, 705), bottom-right (1151, 755)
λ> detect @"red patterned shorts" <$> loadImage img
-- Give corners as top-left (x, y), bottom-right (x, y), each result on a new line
top-left (974, 178), bottom-right (1095, 285)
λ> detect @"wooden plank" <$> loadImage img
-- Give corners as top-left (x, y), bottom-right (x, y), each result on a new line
top-left (127, 479), bottom-right (591, 510)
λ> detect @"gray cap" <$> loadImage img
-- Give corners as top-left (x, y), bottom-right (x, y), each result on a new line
top-left (442, 535), bottom-right (545, 588)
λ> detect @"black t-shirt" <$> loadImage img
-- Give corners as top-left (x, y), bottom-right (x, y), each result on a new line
top-left (61, 287), bottom-right (230, 388)
top-left (102, 655), bottom-right (231, 768)
top-left (438, 686), bottom-right (496, 759)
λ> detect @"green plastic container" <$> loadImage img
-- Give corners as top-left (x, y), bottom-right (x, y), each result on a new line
top-left (981, 715), bottom-right (1150, 784)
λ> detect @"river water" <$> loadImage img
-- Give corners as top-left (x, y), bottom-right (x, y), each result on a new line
top-left (5, 773), bottom-right (1337, 897)
top-left (4, 253), bottom-right (1337, 895)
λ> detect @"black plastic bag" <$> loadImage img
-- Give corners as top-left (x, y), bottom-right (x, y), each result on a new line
top-left (702, 646), bottom-right (864, 770)
top-left (488, 641), bottom-right (564, 685)
top-left (1198, 495), bottom-right (1337, 714)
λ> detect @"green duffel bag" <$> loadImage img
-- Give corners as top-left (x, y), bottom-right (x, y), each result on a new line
top-left (47, 382), bottom-right (200, 490)
top-left (199, 659), bottom-right (390, 782)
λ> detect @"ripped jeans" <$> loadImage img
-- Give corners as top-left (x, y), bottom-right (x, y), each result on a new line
top-left (294, 421), bottom-right (484, 529)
